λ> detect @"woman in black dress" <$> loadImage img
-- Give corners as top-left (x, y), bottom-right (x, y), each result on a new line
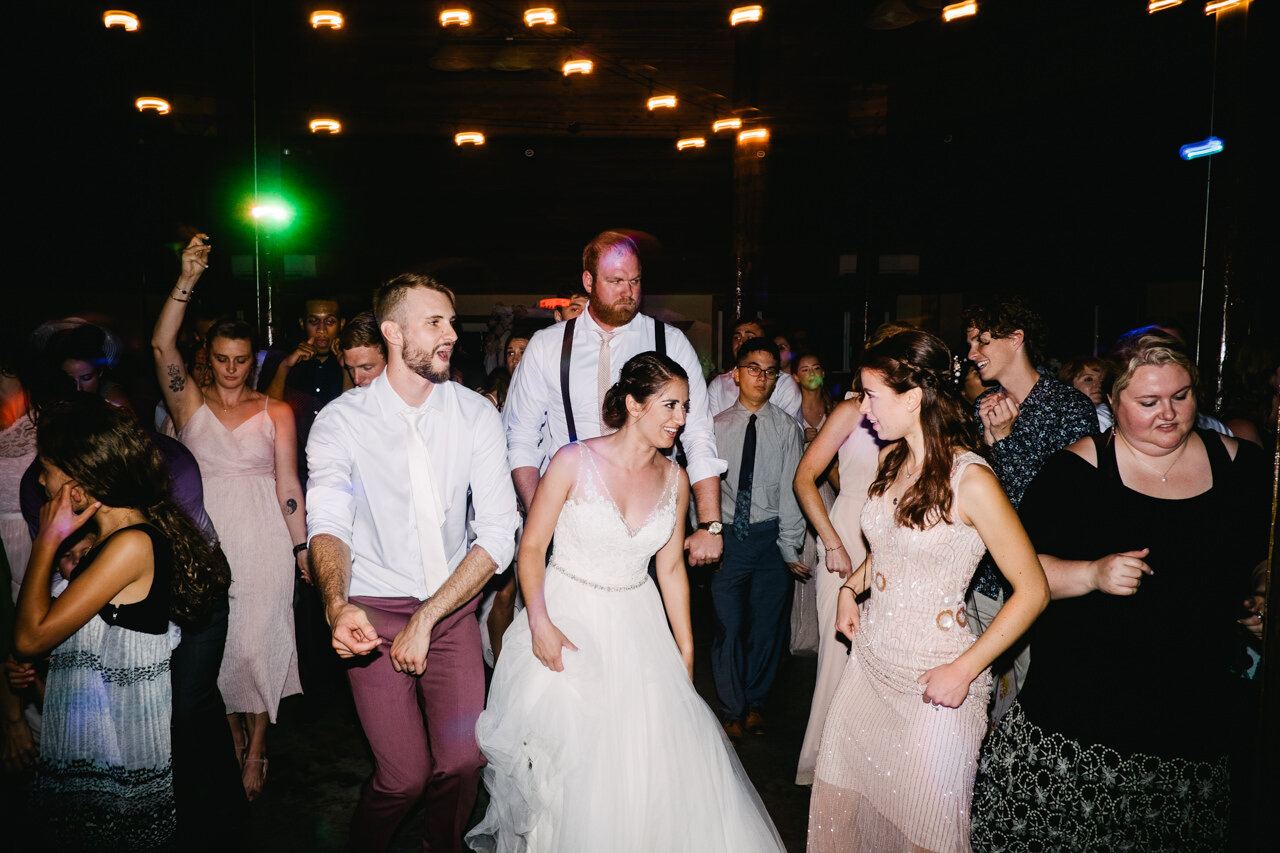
top-left (971, 333), bottom-right (1270, 850)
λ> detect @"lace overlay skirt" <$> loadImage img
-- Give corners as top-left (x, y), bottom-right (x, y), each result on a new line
top-left (971, 702), bottom-right (1229, 852)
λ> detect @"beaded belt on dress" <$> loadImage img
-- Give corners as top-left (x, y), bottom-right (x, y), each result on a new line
top-left (548, 561), bottom-right (648, 591)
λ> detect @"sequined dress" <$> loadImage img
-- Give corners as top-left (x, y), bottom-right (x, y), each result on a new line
top-left (467, 443), bottom-right (784, 853)
top-left (809, 452), bottom-right (992, 853)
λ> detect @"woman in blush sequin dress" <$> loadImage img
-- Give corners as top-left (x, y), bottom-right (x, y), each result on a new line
top-left (807, 330), bottom-right (1049, 853)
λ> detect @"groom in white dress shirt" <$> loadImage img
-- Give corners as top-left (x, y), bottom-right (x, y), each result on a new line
top-left (502, 230), bottom-right (728, 564)
top-left (307, 273), bottom-right (520, 852)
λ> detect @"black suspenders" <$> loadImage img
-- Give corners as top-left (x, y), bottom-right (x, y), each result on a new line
top-left (560, 316), bottom-right (666, 444)
top-left (560, 317), bottom-right (579, 443)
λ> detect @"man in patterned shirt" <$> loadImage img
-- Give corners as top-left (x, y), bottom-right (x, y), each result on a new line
top-left (963, 297), bottom-right (1098, 720)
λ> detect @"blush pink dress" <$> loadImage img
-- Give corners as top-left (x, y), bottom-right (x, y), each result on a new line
top-left (808, 452), bottom-right (993, 853)
top-left (180, 402), bottom-right (301, 719)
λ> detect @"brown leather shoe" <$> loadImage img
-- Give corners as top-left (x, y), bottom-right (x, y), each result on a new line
top-left (744, 709), bottom-right (766, 735)
top-left (722, 719), bottom-right (745, 742)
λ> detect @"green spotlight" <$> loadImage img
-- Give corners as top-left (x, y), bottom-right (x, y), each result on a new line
top-left (249, 198), bottom-right (294, 226)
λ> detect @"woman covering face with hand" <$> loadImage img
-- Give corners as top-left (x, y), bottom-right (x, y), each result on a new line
top-left (15, 396), bottom-right (226, 850)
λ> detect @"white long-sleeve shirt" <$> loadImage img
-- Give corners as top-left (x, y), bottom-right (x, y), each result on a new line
top-left (306, 373), bottom-right (520, 600)
top-left (503, 309), bottom-right (727, 483)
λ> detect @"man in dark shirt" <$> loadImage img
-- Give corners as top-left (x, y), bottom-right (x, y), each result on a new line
top-left (962, 297), bottom-right (1098, 720)
top-left (266, 298), bottom-right (347, 480)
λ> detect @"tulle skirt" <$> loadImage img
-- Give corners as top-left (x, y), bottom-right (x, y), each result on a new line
top-left (467, 570), bottom-right (784, 853)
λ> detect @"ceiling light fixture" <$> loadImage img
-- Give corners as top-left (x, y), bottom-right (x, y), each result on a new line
top-left (942, 1), bottom-right (978, 21)
top-left (1147, 0), bottom-right (1183, 11)
top-left (309, 118), bottom-right (342, 134)
top-left (562, 59), bottom-right (593, 76)
top-left (440, 9), bottom-right (472, 26)
top-left (730, 6), bottom-right (763, 26)
top-left (135, 97), bottom-right (171, 114)
top-left (103, 11), bottom-right (139, 31)
top-left (524, 8), bottom-right (556, 26)
top-left (647, 95), bottom-right (677, 110)
top-left (310, 11), bottom-right (343, 29)
top-left (1204, 0), bottom-right (1243, 13)
top-left (677, 137), bottom-right (706, 150)
top-left (455, 131), bottom-right (486, 146)
top-left (712, 118), bottom-right (742, 132)
top-left (737, 128), bottom-right (769, 144)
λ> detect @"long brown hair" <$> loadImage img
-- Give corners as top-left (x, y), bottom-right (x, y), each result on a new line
top-left (36, 395), bottom-right (230, 626)
top-left (857, 329), bottom-right (982, 529)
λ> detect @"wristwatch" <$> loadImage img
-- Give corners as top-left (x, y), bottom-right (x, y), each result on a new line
top-left (697, 521), bottom-right (724, 536)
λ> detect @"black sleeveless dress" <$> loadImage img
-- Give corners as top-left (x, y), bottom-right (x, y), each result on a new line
top-left (971, 429), bottom-right (1269, 851)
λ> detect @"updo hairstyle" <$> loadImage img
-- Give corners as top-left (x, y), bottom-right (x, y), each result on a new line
top-left (204, 317), bottom-right (257, 352)
top-left (857, 328), bottom-right (981, 529)
top-left (601, 352), bottom-right (689, 430)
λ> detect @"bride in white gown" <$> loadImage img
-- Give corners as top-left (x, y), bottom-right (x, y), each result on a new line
top-left (467, 353), bottom-right (784, 853)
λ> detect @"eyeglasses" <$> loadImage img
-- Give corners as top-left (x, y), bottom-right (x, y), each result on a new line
top-left (738, 364), bottom-right (780, 380)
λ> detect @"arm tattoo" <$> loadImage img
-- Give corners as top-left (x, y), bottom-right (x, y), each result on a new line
top-left (167, 364), bottom-right (186, 393)
top-left (286, 498), bottom-right (298, 515)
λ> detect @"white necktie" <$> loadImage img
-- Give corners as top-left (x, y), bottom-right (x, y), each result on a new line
top-left (402, 409), bottom-right (449, 595)
top-left (597, 328), bottom-right (619, 432)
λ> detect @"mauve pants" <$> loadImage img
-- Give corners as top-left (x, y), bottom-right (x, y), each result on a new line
top-left (346, 595), bottom-right (485, 853)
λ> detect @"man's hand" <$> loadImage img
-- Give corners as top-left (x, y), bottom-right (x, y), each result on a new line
top-left (389, 612), bottom-right (433, 676)
top-left (325, 601), bottom-right (381, 658)
top-left (285, 337), bottom-right (318, 369)
top-left (979, 391), bottom-right (1019, 445)
top-left (786, 561), bottom-right (812, 580)
top-left (686, 529), bottom-right (723, 566)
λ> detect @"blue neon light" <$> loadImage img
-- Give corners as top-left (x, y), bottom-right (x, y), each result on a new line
top-left (1179, 136), bottom-right (1224, 160)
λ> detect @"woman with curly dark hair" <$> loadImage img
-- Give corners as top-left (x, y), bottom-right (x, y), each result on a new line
top-left (14, 394), bottom-right (228, 850)
top-left (808, 329), bottom-right (1048, 853)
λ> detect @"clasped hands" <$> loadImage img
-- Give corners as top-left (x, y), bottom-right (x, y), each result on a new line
top-left (978, 391), bottom-right (1019, 444)
top-left (326, 601), bottom-right (433, 676)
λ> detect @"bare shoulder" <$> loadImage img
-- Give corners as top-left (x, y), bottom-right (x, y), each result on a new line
top-left (955, 461), bottom-right (1004, 526)
top-left (95, 527), bottom-right (155, 563)
top-left (1063, 434), bottom-right (1098, 466)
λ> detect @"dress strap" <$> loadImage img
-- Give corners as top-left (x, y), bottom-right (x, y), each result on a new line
top-left (1196, 427), bottom-right (1231, 484)
top-left (1094, 429), bottom-right (1122, 483)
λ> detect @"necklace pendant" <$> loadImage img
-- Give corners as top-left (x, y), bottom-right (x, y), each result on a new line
top-left (1161, 476), bottom-right (1167, 483)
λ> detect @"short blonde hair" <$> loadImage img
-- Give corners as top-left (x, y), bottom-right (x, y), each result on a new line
top-left (1107, 333), bottom-right (1198, 402)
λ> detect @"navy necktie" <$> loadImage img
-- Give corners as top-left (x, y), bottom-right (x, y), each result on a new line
top-left (733, 414), bottom-right (756, 541)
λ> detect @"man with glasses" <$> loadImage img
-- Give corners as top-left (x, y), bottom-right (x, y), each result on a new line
top-left (707, 318), bottom-right (801, 418)
top-left (711, 337), bottom-right (807, 741)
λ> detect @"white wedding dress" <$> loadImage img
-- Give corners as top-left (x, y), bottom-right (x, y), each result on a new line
top-left (467, 444), bottom-right (784, 853)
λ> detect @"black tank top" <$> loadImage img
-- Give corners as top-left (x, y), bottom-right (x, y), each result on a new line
top-left (70, 523), bottom-right (173, 635)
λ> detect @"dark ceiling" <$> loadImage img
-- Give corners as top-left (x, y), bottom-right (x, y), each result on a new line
top-left (13, 1), bottom-right (1268, 360)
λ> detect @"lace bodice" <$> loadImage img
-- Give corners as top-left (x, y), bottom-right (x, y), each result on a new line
top-left (549, 443), bottom-right (680, 590)
top-left (856, 452), bottom-right (992, 682)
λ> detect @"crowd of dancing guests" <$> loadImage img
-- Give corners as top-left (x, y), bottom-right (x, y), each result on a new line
top-left (0, 227), bottom-right (1275, 851)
